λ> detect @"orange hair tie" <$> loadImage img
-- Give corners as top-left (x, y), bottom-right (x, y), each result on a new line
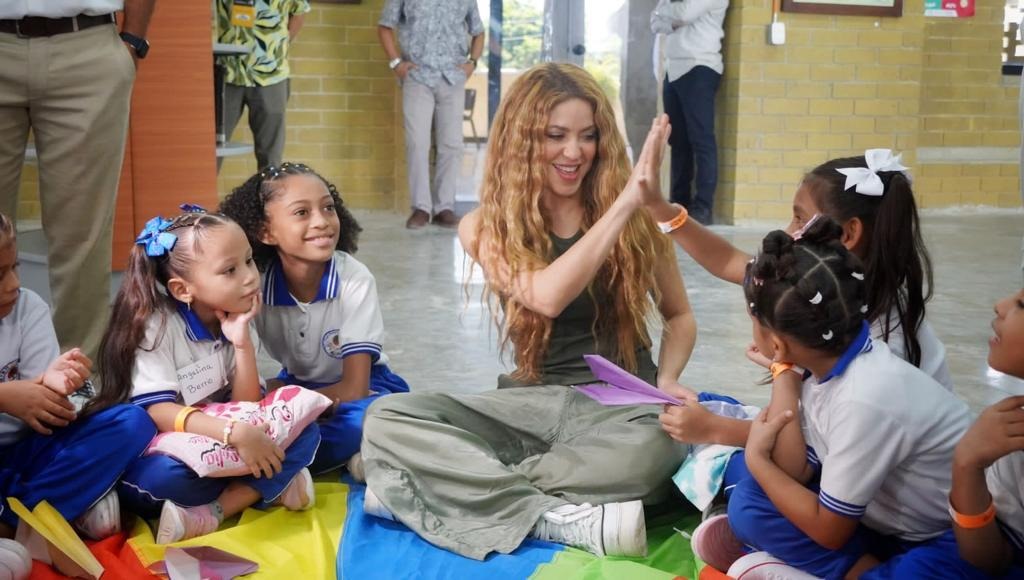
top-left (949, 500), bottom-right (996, 530)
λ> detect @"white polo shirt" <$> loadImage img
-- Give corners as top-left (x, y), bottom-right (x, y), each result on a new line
top-left (0, 289), bottom-right (60, 447)
top-left (871, 306), bottom-right (952, 390)
top-left (800, 323), bottom-right (971, 542)
top-left (987, 451), bottom-right (1024, 552)
top-left (651, 0), bottom-right (728, 80)
top-left (130, 302), bottom-right (264, 409)
top-left (257, 252), bottom-right (389, 387)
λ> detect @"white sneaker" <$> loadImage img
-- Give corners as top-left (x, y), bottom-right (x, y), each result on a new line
top-left (363, 487), bottom-right (395, 521)
top-left (530, 500), bottom-right (646, 558)
top-left (74, 490), bottom-right (121, 540)
top-left (0, 538), bottom-right (31, 580)
top-left (727, 552), bottom-right (822, 579)
top-left (155, 501), bottom-right (221, 545)
top-left (274, 468), bottom-right (315, 511)
top-left (348, 453), bottom-right (365, 483)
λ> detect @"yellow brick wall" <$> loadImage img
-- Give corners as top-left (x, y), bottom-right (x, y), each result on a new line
top-left (915, 4), bottom-right (1020, 208)
top-left (721, 0), bottom-right (927, 222)
top-left (218, 0), bottom-right (405, 210)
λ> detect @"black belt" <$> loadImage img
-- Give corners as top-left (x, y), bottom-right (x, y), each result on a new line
top-left (0, 13), bottom-right (116, 38)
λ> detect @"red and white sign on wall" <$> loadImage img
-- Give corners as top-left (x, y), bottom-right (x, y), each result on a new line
top-left (925, 0), bottom-right (975, 18)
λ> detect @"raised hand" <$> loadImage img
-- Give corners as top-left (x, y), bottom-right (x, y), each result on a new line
top-left (38, 348), bottom-right (92, 396)
top-left (954, 395), bottom-right (1024, 470)
top-left (622, 115), bottom-right (672, 210)
top-left (216, 293), bottom-right (261, 349)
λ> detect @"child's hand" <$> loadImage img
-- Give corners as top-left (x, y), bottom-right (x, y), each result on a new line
top-left (746, 408), bottom-right (794, 461)
top-left (0, 381), bottom-right (76, 435)
top-left (38, 348), bottom-right (92, 396)
top-left (216, 293), bottom-right (261, 349)
top-left (745, 343), bottom-right (772, 369)
top-left (660, 401), bottom-right (715, 444)
top-left (231, 421), bottom-right (285, 479)
top-left (954, 395), bottom-right (1024, 471)
top-left (659, 381), bottom-right (698, 402)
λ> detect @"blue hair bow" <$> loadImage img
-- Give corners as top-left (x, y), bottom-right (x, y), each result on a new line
top-left (135, 216), bottom-right (177, 257)
top-left (179, 203), bottom-right (206, 213)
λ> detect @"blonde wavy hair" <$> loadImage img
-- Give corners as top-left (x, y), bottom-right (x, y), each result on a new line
top-left (472, 63), bottom-right (670, 382)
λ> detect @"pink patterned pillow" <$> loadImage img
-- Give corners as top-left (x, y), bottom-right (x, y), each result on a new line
top-left (145, 386), bottom-right (332, 477)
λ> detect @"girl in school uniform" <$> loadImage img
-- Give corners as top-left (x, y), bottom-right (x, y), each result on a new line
top-left (220, 162), bottom-right (409, 476)
top-left (0, 212), bottom-right (155, 542)
top-left (723, 218), bottom-right (983, 578)
top-left (950, 287), bottom-right (1024, 577)
top-left (656, 150), bottom-right (953, 449)
top-left (87, 208), bottom-right (320, 544)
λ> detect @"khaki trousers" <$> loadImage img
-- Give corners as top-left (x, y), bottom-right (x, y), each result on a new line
top-left (0, 23), bottom-right (135, 359)
top-left (362, 385), bottom-right (687, 560)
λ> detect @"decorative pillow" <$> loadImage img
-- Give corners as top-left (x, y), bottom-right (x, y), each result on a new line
top-left (145, 386), bottom-right (332, 477)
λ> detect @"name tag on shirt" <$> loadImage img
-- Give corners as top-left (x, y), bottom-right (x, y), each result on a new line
top-left (231, 0), bottom-right (256, 28)
top-left (177, 353), bottom-right (227, 406)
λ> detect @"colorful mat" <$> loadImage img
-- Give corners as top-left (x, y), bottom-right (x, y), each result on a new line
top-left (339, 485), bottom-right (703, 580)
top-left (32, 479), bottom-right (705, 580)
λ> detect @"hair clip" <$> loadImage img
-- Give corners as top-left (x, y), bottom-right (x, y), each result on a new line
top-left (835, 149), bottom-right (910, 196)
top-left (852, 272), bottom-right (865, 281)
top-left (809, 291), bottom-right (823, 305)
top-left (749, 302), bottom-right (756, 309)
top-left (179, 203), bottom-right (206, 213)
top-left (822, 330), bottom-right (834, 341)
top-left (791, 214), bottom-right (822, 241)
top-left (752, 276), bottom-right (764, 287)
top-left (860, 304), bottom-right (869, 314)
top-left (136, 216), bottom-right (177, 257)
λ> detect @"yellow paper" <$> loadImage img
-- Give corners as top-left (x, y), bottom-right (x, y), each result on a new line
top-left (8, 498), bottom-right (104, 578)
top-left (129, 481), bottom-right (348, 579)
top-left (230, 4), bottom-right (256, 28)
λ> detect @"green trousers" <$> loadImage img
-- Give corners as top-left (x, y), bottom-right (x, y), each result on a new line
top-left (362, 385), bottom-right (688, 560)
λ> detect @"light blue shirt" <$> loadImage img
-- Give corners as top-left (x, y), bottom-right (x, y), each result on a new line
top-left (379, 0), bottom-right (485, 88)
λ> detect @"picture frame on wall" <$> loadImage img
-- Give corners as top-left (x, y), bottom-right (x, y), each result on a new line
top-left (782, 0), bottom-right (902, 17)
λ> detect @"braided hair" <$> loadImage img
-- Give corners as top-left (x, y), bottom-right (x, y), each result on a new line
top-left (744, 217), bottom-right (867, 355)
top-left (219, 162), bottom-right (361, 271)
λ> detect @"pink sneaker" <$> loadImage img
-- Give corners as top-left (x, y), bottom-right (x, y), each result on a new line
top-left (155, 501), bottom-right (221, 544)
top-left (690, 514), bottom-right (746, 572)
top-left (727, 551), bottom-right (822, 579)
top-left (274, 468), bottom-right (315, 511)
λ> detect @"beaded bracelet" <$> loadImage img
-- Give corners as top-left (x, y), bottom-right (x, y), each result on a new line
top-left (174, 406), bottom-right (198, 432)
top-left (657, 204), bottom-right (689, 234)
top-left (949, 500), bottom-right (996, 530)
top-left (222, 420), bottom-right (238, 446)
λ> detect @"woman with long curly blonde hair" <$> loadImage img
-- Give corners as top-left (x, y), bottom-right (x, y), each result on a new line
top-left (360, 63), bottom-right (697, 560)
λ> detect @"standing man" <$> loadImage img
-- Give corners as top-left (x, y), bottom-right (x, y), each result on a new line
top-left (217, 0), bottom-right (309, 169)
top-left (0, 0), bottom-right (155, 359)
top-left (378, 0), bottom-right (484, 230)
top-left (652, 0), bottom-right (727, 225)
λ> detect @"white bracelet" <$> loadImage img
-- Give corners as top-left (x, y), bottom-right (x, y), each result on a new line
top-left (388, 57), bottom-right (402, 70)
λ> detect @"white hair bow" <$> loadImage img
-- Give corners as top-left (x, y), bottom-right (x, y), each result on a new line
top-left (836, 149), bottom-right (909, 196)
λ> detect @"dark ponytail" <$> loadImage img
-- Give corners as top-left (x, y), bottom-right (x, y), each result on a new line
top-left (802, 156), bottom-right (932, 366)
top-left (87, 212), bottom-right (235, 414)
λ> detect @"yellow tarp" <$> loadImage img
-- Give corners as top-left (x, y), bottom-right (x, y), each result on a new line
top-left (126, 481), bottom-right (348, 579)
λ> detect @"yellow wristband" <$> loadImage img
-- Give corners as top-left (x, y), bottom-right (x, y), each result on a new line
top-left (223, 420), bottom-right (238, 446)
top-left (657, 204), bottom-right (689, 234)
top-left (174, 406), bottom-right (198, 432)
top-left (949, 500), bottom-right (996, 530)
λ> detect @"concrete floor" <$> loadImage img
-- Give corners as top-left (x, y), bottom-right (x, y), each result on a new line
top-left (346, 207), bottom-right (1023, 412)
top-left (15, 194), bottom-right (1024, 413)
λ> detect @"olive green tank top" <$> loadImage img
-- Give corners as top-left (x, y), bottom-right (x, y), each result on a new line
top-left (498, 231), bottom-right (659, 388)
